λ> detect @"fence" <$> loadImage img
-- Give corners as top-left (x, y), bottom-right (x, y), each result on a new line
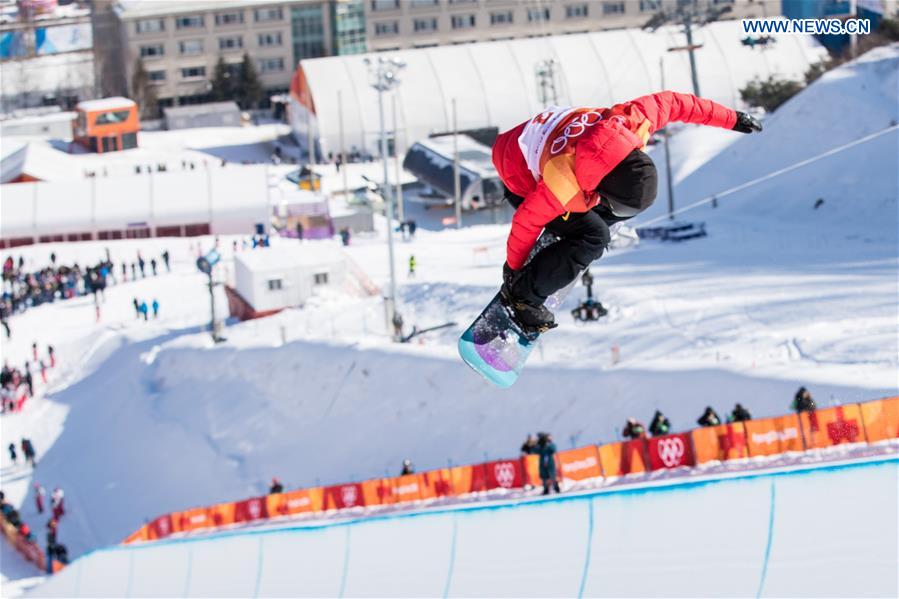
top-left (122, 396), bottom-right (898, 545)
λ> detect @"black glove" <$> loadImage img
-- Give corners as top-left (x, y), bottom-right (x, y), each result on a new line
top-left (732, 112), bottom-right (763, 134)
top-left (502, 262), bottom-right (516, 291)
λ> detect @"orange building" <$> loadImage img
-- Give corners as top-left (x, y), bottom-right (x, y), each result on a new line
top-left (72, 97), bottom-right (139, 153)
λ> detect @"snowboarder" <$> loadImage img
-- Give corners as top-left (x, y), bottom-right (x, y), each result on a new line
top-left (8, 442), bottom-right (17, 464)
top-left (21, 438), bottom-right (36, 467)
top-left (697, 406), bottom-right (721, 428)
top-left (491, 91), bottom-right (761, 334)
top-left (622, 417), bottom-right (647, 440)
top-left (537, 432), bottom-right (559, 495)
top-left (51, 488), bottom-right (65, 520)
top-left (649, 410), bottom-right (671, 437)
top-left (34, 483), bottom-right (46, 514)
top-left (151, 299), bottom-right (159, 319)
top-left (729, 403), bottom-right (753, 422)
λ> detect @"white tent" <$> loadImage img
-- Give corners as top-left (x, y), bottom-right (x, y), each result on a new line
top-left (292, 19), bottom-right (827, 158)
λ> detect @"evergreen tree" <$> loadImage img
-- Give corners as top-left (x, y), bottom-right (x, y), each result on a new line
top-left (210, 56), bottom-right (235, 102)
top-left (739, 75), bottom-right (802, 113)
top-left (130, 57), bottom-right (158, 119)
top-left (237, 53), bottom-right (263, 109)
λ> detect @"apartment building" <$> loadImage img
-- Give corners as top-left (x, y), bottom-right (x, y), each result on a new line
top-left (364, 0), bottom-right (782, 51)
top-left (107, 0), bottom-right (344, 108)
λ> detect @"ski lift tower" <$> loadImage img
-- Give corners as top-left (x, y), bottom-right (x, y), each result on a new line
top-left (535, 58), bottom-right (559, 107)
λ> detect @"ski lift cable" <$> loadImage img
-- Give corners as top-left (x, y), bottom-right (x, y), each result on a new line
top-left (635, 124), bottom-right (899, 228)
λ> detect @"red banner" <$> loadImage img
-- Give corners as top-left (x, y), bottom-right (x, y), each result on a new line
top-left (449, 464), bottom-right (488, 494)
top-left (483, 459), bottom-right (524, 490)
top-left (647, 433), bottom-right (694, 470)
top-left (148, 514), bottom-right (175, 540)
top-left (323, 483), bottom-right (366, 510)
top-left (233, 496), bottom-right (269, 524)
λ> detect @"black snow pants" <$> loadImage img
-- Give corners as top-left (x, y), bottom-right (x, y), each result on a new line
top-left (505, 187), bottom-right (612, 306)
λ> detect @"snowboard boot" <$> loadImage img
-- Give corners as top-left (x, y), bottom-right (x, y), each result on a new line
top-left (501, 265), bottom-right (558, 338)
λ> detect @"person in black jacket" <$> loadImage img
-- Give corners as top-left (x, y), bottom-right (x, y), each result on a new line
top-left (400, 459), bottom-right (415, 475)
top-left (729, 403), bottom-right (752, 422)
top-left (269, 478), bottom-right (284, 494)
top-left (649, 411), bottom-right (671, 437)
top-left (520, 434), bottom-right (538, 455)
top-left (697, 406), bottom-right (721, 428)
top-left (792, 387), bottom-right (816, 413)
top-left (622, 417), bottom-right (647, 440)
top-left (537, 432), bottom-right (560, 495)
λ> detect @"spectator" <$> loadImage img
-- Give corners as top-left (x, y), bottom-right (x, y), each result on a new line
top-left (622, 417), bottom-right (647, 440)
top-left (152, 299), bottom-right (159, 319)
top-left (792, 387), bottom-right (816, 413)
top-left (18, 521), bottom-right (34, 542)
top-left (32, 342), bottom-right (38, 361)
top-left (133, 298), bottom-right (140, 319)
top-left (520, 434), bottom-right (538, 456)
top-left (139, 301), bottom-right (149, 321)
top-left (697, 406), bottom-right (721, 428)
top-left (121, 262), bottom-right (127, 282)
top-left (1, 315), bottom-right (9, 340)
top-left (46, 517), bottom-right (58, 547)
top-left (649, 410), bottom-right (671, 437)
top-left (54, 543), bottom-right (69, 565)
top-left (400, 459), bottom-right (415, 475)
top-left (150, 258), bottom-right (158, 276)
top-left (269, 478), bottom-right (284, 494)
top-left (162, 250), bottom-right (171, 272)
top-left (48, 345), bottom-right (55, 368)
top-left (23, 363), bottom-right (33, 397)
top-left (51, 487), bottom-right (65, 520)
top-left (408, 255), bottom-right (417, 278)
top-left (21, 438), bottom-right (36, 467)
top-left (131, 263), bottom-right (136, 280)
top-left (34, 483), bottom-right (46, 514)
top-left (339, 228), bottom-right (351, 246)
top-left (39, 360), bottom-right (47, 384)
top-left (296, 222), bottom-right (304, 240)
top-left (729, 403), bottom-right (752, 422)
top-left (8, 442), bottom-right (17, 464)
top-left (537, 432), bottom-right (559, 495)
top-left (137, 253), bottom-right (146, 277)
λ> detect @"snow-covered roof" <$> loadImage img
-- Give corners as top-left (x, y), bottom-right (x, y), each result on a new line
top-left (0, 141), bottom-right (83, 183)
top-left (76, 97), bottom-right (136, 112)
top-left (297, 19), bottom-right (828, 156)
top-left (416, 135), bottom-right (497, 178)
top-left (234, 243), bottom-right (344, 274)
top-left (116, 0), bottom-right (307, 19)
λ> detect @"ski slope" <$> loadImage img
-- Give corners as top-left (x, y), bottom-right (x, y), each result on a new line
top-left (28, 457), bottom-right (898, 598)
top-left (1, 46), bottom-right (897, 589)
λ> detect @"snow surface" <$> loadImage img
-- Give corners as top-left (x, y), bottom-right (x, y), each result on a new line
top-left (0, 46), bottom-right (897, 591)
top-left (26, 457), bottom-right (899, 598)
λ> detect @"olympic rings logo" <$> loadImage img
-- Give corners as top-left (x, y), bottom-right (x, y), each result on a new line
top-left (549, 110), bottom-right (604, 155)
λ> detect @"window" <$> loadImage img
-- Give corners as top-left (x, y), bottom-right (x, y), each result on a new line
top-left (490, 11), bottom-right (513, 25)
top-left (448, 0), bottom-right (475, 3)
top-left (257, 31), bottom-right (283, 46)
top-left (566, 4), bottom-right (589, 18)
top-left (121, 132), bottom-right (138, 150)
top-left (181, 66), bottom-right (206, 79)
top-left (451, 14), bottom-right (476, 29)
top-left (215, 11), bottom-right (244, 26)
top-left (528, 7), bottom-right (551, 23)
top-left (258, 57), bottom-right (285, 73)
top-left (175, 15), bottom-right (204, 29)
top-left (148, 70), bottom-right (166, 82)
top-left (410, 0), bottom-right (437, 5)
top-left (413, 17), bottom-right (437, 33)
top-left (267, 279), bottom-right (283, 291)
top-left (639, 0), bottom-right (659, 10)
top-left (254, 6), bottom-right (283, 22)
top-left (135, 18), bottom-right (165, 34)
top-left (95, 110), bottom-right (131, 125)
top-left (603, 2), bottom-right (625, 15)
top-left (313, 273), bottom-right (328, 285)
top-left (374, 21), bottom-right (399, 36)
top-left (219, 36), bottom-right (243, 50)
top-left (179, 39), bottom-right (204, 55)
top-left (294, 4), bottom-right (327, 60)
top-left (370, 0), bottom-right (399, 10)
top-left (139, 44), bottom-right (164, 58)
top-left (333, 0), bottom-right (366, 55)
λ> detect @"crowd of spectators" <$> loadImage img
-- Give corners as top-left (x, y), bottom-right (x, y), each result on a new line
top-left (622, 387), bottom-right (818, 439)
top-left (0, 486), bottom-right (68, 569)
top-left (1, 343), bottom-right (56, 413)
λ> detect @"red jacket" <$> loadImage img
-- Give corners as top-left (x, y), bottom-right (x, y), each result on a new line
top-left (493, 91), bottom-right (737, 269)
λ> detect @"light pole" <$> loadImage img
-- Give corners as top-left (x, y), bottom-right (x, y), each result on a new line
top-left (365, 56), bottom-right (405, 340)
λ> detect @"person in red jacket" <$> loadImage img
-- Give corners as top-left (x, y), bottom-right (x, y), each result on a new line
top-left (493, 90), bottom-right (762, 333)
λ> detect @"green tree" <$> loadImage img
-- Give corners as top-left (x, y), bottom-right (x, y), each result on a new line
top-left (236, 53), bottom-right (263, 109)
top-left (739, 75), bottom-right (803, 113)
top-left (210, 56), bottom-right (236, 101)
top-left (130, 57), bottom-right (158, 119)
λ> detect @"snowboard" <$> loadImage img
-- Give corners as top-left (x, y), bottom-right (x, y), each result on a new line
top-left (458, 232), bottom-right (580, 388)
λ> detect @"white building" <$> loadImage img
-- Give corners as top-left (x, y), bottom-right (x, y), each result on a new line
top-left (290, 19), bottom-right (828, 158)
top-left (231, 242), bottom-right (346, 315)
